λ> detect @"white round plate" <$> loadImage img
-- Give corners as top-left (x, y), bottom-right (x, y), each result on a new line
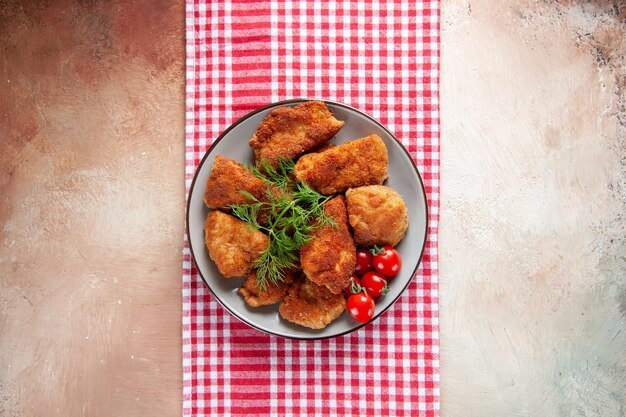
top-left (186, 99), bottom-right (428, 339)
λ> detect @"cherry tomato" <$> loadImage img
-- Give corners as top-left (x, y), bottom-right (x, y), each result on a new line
top-left (343, 275), bottom-right (361, 299)
top-left (373, 246), bottom-right (402, 277)
top-left (355, 248), bottom-right (373, 275)
top-left (361, 271), bottom-right (389, 298)
top-left (347, 291), bottom-right (375, 323)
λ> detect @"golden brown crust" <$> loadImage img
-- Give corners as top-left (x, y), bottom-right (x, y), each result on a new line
top-left (278, 277), bottom-right (346, 329)
top-left (309, 143), bottom-right (337, 154)
top-left (300, 195), bottom-right (356, 294)
top-left (203, 155), bottom-right (271, 210)
top-left (293, 134), bottom-right (389, 194)
top-left (204, 211), bottom-right (269, 278)
top-left (249, 101), bottom-right (345, 168)
top-left (346, 185), bottom-right (409, 246)
top-left (239, 270), bottom-right (294, 307)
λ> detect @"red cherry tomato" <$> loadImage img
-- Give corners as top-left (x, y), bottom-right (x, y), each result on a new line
top-left (355, 248), bottom-right (373, 275)
top-left (347, 291), bottom-right (375, 323)
top-left (373, 246), bottom-right (402, 277)
top-left (361, 271), bottom-right (389, 298)
top-left (343, 275), bottom-right (361, 299)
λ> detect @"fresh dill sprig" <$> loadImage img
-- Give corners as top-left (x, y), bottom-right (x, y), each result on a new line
top-left (229, 159), bottom-right (335, 291)
top-left (245, 158), bottom-right (295, 190)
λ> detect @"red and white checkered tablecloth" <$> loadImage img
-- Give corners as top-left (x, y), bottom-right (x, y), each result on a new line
top-left (183, 1), bottom-right (440, 415)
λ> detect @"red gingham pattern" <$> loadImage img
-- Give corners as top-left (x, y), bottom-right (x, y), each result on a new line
top-left (183, 1), bottom-right (440, 415)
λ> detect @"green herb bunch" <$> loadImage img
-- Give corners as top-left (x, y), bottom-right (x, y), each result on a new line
top-left (229, 159), bottom-right (335, 290)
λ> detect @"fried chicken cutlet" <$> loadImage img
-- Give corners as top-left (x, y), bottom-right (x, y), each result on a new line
top-left (249, 101), bottom-right (345, 168)
top-left (346, 185), bottom-right (409, 246)
top-left (205, 211), bottom-right (268, 277)
top-left (279, 277), bottom-right (346, 329)
top-left (204, 156), bottom-right (274, 210)
top-left (239, 270), bottom-right (294, 307)
top-left (300, 195), bottom-right (356, 294)
top-left (293, 134), bottom-right (388, 194)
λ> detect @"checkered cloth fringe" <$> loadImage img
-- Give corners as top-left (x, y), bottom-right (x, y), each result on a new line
top-left (184, 1), bottom-right (440, 415)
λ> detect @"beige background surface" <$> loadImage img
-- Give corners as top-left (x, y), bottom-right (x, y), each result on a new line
top-left (1, 0), bottom-right (624, 416)
top-left (440, 1), bottom-right (625, 415)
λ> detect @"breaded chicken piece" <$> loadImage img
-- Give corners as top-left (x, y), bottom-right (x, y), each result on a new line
top-left (205, 211), bottom-right (269, 278)
top-left (293, 134), bottom-right (388, 194)
top-left (300, 196), bottom-right (356, 294)
top-left (239, 270), bottom-right (294, 307)
top-left (279, 277), bottom-right (346, 329)
top-left (249, 101), bottom-right (345, 168)
top-left (346, 185), bottom-right (409, 246)
top-left (204, 156), bottom-right (272, 210)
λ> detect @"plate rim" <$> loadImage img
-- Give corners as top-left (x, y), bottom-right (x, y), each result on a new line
top-left (186, 98), bottom-right (429, 340)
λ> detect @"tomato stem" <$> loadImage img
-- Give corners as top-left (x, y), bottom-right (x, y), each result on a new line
top-left (350, 279), bottom-right (364, 295)
top-left (369, 245), bottom-right (385, 256)
top-left (381, 284), bottom-right (390, 296)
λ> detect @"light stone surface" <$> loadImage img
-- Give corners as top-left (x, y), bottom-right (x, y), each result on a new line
top-left (1, 0), bottom-right (624, 416)
top-left (0, 1), bottom-right (185, 416)
top-left (440, 0), bottom-right (625, 415)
